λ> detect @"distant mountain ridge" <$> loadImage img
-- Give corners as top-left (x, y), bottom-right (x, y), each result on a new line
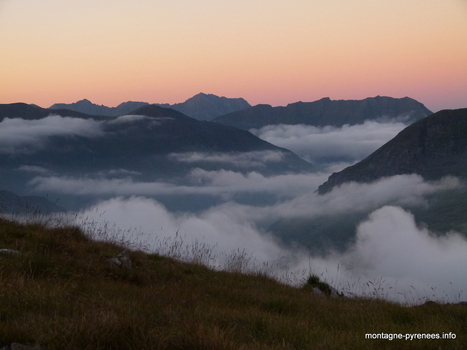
top-left (318, 108), bottom-right (467, 194)
top-left (50, 93), bottom-right (251, 120)
top-left (50, 99), bottom-right (148, 117)
top-left (0, 103), bottom-right (105, 122)
top-left (214, 96), bottom-right (432, 130)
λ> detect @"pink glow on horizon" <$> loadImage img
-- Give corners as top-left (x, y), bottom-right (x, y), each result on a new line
top-left (0, 0), bottom-right (466, 112)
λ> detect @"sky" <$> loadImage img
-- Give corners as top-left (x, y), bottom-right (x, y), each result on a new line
top-left (1, 0), bottom-right (466, 112)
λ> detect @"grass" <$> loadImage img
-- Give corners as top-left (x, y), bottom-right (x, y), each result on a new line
top-left (0, 217), bottom-right (466, 349)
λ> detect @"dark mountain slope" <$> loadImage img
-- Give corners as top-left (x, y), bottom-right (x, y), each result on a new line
top-left (318, 108), bottom-right (467, 194)
top-left (123, 105), bottom-right (298, 155)
top-left (214, 96), bottom-right (432, 130)
top-left (0, 104), bottom-right (313, 209)
top-left (1, 104), bottom-right (312, 173)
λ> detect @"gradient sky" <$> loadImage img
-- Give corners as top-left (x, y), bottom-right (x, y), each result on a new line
top-left (1, 0), bottom-right (466, 111)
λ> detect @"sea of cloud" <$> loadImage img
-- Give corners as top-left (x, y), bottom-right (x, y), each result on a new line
top-left (6, 114), bottom-right (467, 303)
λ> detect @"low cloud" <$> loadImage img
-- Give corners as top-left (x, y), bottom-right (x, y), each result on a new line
top-left (30, 172), bottom-right (462, 222)
top-left (273, 175), bottom-right (462, 219)
top-left (107, 114), bottom-right (150, 124)
top-left (332, 206), bottom-right (467, 303)
top-left (60, 172), bottom-right (466, 303)
top-left (168, 151), bottom-right (286, 168)
top-left (29, 169), bottom-right (328, 199)
top-left (73, 195), bottom-right (467, 304)
top-left (251, 121), bottom-right (406, 164)
top-left (17, 165), bottom-right (51, 174)
top-left (0, 115), bottom-right (103, 153)
top-left (0, 113), bottom-right (165, 154)
top-left (76, 196), bottom-right (289, 269)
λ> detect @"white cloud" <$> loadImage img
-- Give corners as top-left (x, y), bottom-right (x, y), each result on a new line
top-left (0, 115), bottom-right (103, 153)
top-left (17, 165), bottom-right (51, 174)
top-left (30, 176), bottom-right (179, 196)
top-left (73, 196), bottom-right (467, 304)
top-left (273, 175), bottom-right (462, 219)
top-left (29, 169), bottom-right (328, 199)
top-left (332, 206), bottom-right (467, 303)
top-left (107, 114), bottom-right (150, 124)
top-left (251, 121), bottom-right (406, 163)
top-left (61, 173), bottom-right (466, 304)
top-left (168, 150), bottom-right (286, 168)
top-left (0, 113), bottom-right (166, 154)
top-left (76, 196), bottom-right (289, 269)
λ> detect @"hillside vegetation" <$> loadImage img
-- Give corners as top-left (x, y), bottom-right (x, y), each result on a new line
top-left (0, 218), bottom-right (465, 349)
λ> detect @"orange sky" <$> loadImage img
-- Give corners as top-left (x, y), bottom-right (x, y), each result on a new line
top-left (1, 0), bottom-right (466, 112)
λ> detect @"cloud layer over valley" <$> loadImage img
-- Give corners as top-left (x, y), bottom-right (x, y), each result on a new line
top-left (4, 112), bottom-right (467, 304)
top-left (251, 121), bottom-right (407, 166)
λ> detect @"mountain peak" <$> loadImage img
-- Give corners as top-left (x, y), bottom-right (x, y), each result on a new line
top-left (171, 93), bottom-right (251, 121)
top-left (191, 92), bottom-right (209, 98)
top-left (75, 99), bottom-right (95, 106)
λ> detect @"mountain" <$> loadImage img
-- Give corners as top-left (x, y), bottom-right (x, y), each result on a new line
top-left (161, 92), bottom-right (251, 121)
top-left (50, 99), bottom-right (149, 117)
top-left (0, 102), bottom-right (104, 122)
top-left (0, 190), bottom-right (65, 214)
top-left (0, 103), bottom-right (312, 210)
top-left (318, 108), bottom-right (467, 194)
top-left (50, 93), bottom-right (251, 121)
top-left (214, 96), bottom-right (432, 130)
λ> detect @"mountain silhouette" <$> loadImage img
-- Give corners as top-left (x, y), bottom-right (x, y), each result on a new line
top-left (214, 96), bottom-right (432, 130)
top-left (0, 103), bottom-right (103, 122)
top-left (157, 93), bottom-right (251, 121)
top-left (50, 93), bottom-right (250, 121)
top-left (50, 99), bottom-right (149, 117)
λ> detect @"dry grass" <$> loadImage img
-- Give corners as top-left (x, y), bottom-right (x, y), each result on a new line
top-left (0, 217), bottom-right (465, 349)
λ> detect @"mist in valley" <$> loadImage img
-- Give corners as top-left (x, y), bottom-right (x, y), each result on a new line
top-left (3, 114), bottom-right (467, 304)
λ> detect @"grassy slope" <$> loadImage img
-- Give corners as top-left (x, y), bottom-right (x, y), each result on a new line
top-left (0, 218), bottom-right (465, 349)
